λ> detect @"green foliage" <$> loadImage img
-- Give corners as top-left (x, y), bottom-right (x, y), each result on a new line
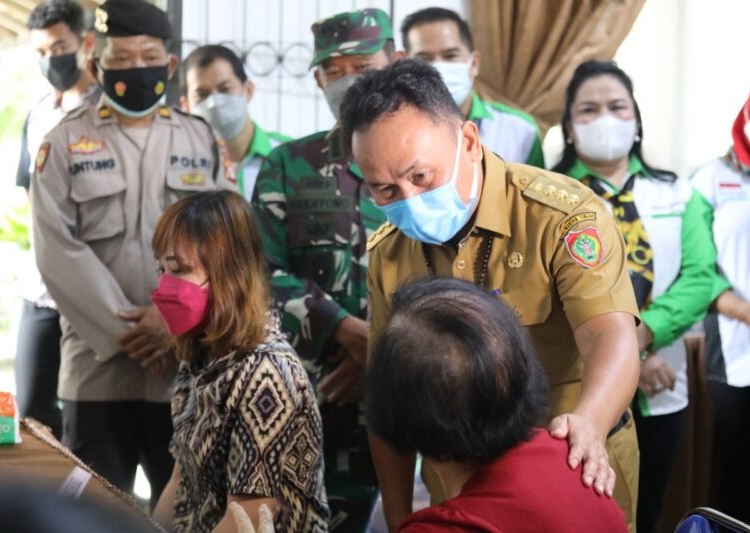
top-left (0, 49), bottom-right (44, 143)
top-left (0, 204), bottom-right (30, 250)
top-left (0, 103), bottom-right (28, 142)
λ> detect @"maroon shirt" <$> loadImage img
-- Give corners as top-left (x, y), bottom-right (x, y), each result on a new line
top-left (400, 430), bottom-right (627, 533)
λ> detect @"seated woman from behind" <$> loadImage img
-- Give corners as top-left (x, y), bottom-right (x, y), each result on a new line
top-left (367, 277), bottom-right (628, 533)
top-left (151, 191), bottom-right (328, 532)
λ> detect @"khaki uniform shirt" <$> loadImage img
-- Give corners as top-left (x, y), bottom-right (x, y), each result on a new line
top-left (367, 148), bottom-right (640, 416)
top-left (32, 102), bottom-right (234, 402)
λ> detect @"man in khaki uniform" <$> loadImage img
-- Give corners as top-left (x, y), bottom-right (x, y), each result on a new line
top-left (339, 59), bottom-right (641, 532)
top-left (32, 0), bottom-right (233, 506)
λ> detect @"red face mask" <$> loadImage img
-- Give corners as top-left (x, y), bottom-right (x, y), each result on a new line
top-left (731, 92), bottom-right (750, 168)
top-left (151, 274), bottom-right (209, 336)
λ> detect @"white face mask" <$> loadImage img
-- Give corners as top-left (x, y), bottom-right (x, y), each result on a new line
top-left (572, 115), bottom-right (637, 162)
top-left (192, 93), bottom-right (248, 141)
top-left (432, 56), bottom-right (474, 106)
top-left (323, 74), bottom-right (360, 122)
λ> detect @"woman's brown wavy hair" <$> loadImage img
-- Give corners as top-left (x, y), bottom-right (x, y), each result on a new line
top-left (152, 190), bottom-right (269, 361)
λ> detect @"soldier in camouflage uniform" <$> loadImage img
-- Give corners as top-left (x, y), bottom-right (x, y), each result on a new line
top-left (252, 8), bottom-right (398, 532)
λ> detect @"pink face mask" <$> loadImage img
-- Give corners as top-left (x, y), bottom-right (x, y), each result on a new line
top-left (151, 274), bottom-right (209, 336)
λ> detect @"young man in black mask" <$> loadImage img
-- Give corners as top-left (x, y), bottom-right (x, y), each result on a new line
top-left (30, 0), bottom-right (235, 508)
top-left (14, 0), bottom-right (99, 440)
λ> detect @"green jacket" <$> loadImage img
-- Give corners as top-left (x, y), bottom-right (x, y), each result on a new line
top-left (566, 157), bottom-right (716, 349)
top-left (236, 122), bottom-right (290, 200)
top-left (467, 91), bottom-right (545, 168)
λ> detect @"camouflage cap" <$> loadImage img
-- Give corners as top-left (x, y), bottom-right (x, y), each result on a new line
top-left (310, 8), bottom-right (393, 68)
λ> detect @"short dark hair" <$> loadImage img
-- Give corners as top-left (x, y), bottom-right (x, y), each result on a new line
top-left (400, 7), bottom-right (474, 53)
top-left (180, 44), bottom-right (247, 96)
top-left (552, 60), bottom-right (676, 180)
top-left (340, 58), bottom-right (463, 149)
top-left (366, 277), bottom-right (548, 464)
top-left (27, 0), bottom-right (85, 35)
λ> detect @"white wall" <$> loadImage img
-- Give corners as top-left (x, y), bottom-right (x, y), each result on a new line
top-left (545, 0), bottom-right (750, 178)
top-left (181, 0), bottom-right (464, 139)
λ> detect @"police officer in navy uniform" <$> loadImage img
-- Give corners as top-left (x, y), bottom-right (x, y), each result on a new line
top-left (32, 0), bottom-right (233, 507)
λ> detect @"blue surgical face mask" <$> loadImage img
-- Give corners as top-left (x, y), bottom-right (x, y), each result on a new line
top-left (432, 56), bottom-right (474, 106)
top-left (377, 128), bottom-right (479, 245)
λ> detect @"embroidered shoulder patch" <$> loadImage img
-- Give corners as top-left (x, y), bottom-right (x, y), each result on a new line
top-left (35, 143), bottom-right (50, 172)
top-left (564, 226), bottom-right (603, 268)
top-left (216, 138), bottom-right (237, 184)
top-left (366, 222), bottom-right (398, 252)
top-left (523, 174), bottom-right (585, 214)
top-left (559, 211), bottom-right (597, 237)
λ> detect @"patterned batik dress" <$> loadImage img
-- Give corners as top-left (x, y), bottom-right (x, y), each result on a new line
top-left (170, 318), bottom-right (329, 532)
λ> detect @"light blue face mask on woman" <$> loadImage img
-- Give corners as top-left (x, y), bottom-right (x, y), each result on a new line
top-left (377, 129), bottom-right (479, 245)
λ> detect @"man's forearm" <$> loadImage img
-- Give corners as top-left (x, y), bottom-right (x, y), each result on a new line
top-left (573, 312), bottom-right (640, 434)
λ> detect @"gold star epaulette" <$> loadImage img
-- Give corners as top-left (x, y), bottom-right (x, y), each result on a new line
top-left (521, 174), bottom-right (585, 214)
top-left (158, 106), bottom-right (171, 118)
top-left (366, 222), bottom-right (398, 252)
top-left (97, 105), bottom-right (112, 119)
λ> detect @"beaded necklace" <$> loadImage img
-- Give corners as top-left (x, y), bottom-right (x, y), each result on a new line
top-left (420, 231), bottom-right (495, 288)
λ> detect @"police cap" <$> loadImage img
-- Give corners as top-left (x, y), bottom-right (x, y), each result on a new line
top-left (94, 0), bottom-right (173, 40)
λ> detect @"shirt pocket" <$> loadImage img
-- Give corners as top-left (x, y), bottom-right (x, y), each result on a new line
top-left (71, 172), bottom-right (126, 241)
top-left (287, 212), bottom-right (353, 293)
top-left (164, 169), bottom-right (212, 205)
top-left (498, 285), bottom-right (552, 327)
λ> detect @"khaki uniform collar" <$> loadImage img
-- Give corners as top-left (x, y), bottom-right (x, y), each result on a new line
top-left (474, 147), bottom-right (512, 238)
top-left (93, 96), bottom-right (179, 128)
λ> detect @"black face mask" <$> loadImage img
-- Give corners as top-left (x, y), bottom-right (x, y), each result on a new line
top-left (99, 64), bottom-right (169, 117)
top-left (39, 52), bottom-right (82, 91)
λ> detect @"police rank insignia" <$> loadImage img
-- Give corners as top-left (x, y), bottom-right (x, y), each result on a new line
top-left (68, 136), bottom-right (105, 155)
top-left (35, 143), bottom-right (50, 172)
top-left (94, 7), bottom-right (108, 33)
top-left (181, 173), bottom-right (206, 186)
top-left (564, 226), bottom-right (603, 268)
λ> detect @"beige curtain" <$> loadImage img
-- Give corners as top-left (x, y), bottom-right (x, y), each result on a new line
top-left (470, 0), bottom-right (646, 134)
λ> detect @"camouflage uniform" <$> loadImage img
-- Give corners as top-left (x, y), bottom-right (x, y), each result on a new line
top-left (252, 8), bottom-right (393, 532)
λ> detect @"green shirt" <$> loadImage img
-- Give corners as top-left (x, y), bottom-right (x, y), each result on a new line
top-left (467, 91), bottom-right (545, 168)
top-left (566, 157), bottom-right (717, 349)
top-left (236, 122), bottom-right (291, 200)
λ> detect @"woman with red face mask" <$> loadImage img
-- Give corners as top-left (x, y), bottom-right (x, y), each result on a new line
top-left (150, 190), bottom-right (329, 533)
